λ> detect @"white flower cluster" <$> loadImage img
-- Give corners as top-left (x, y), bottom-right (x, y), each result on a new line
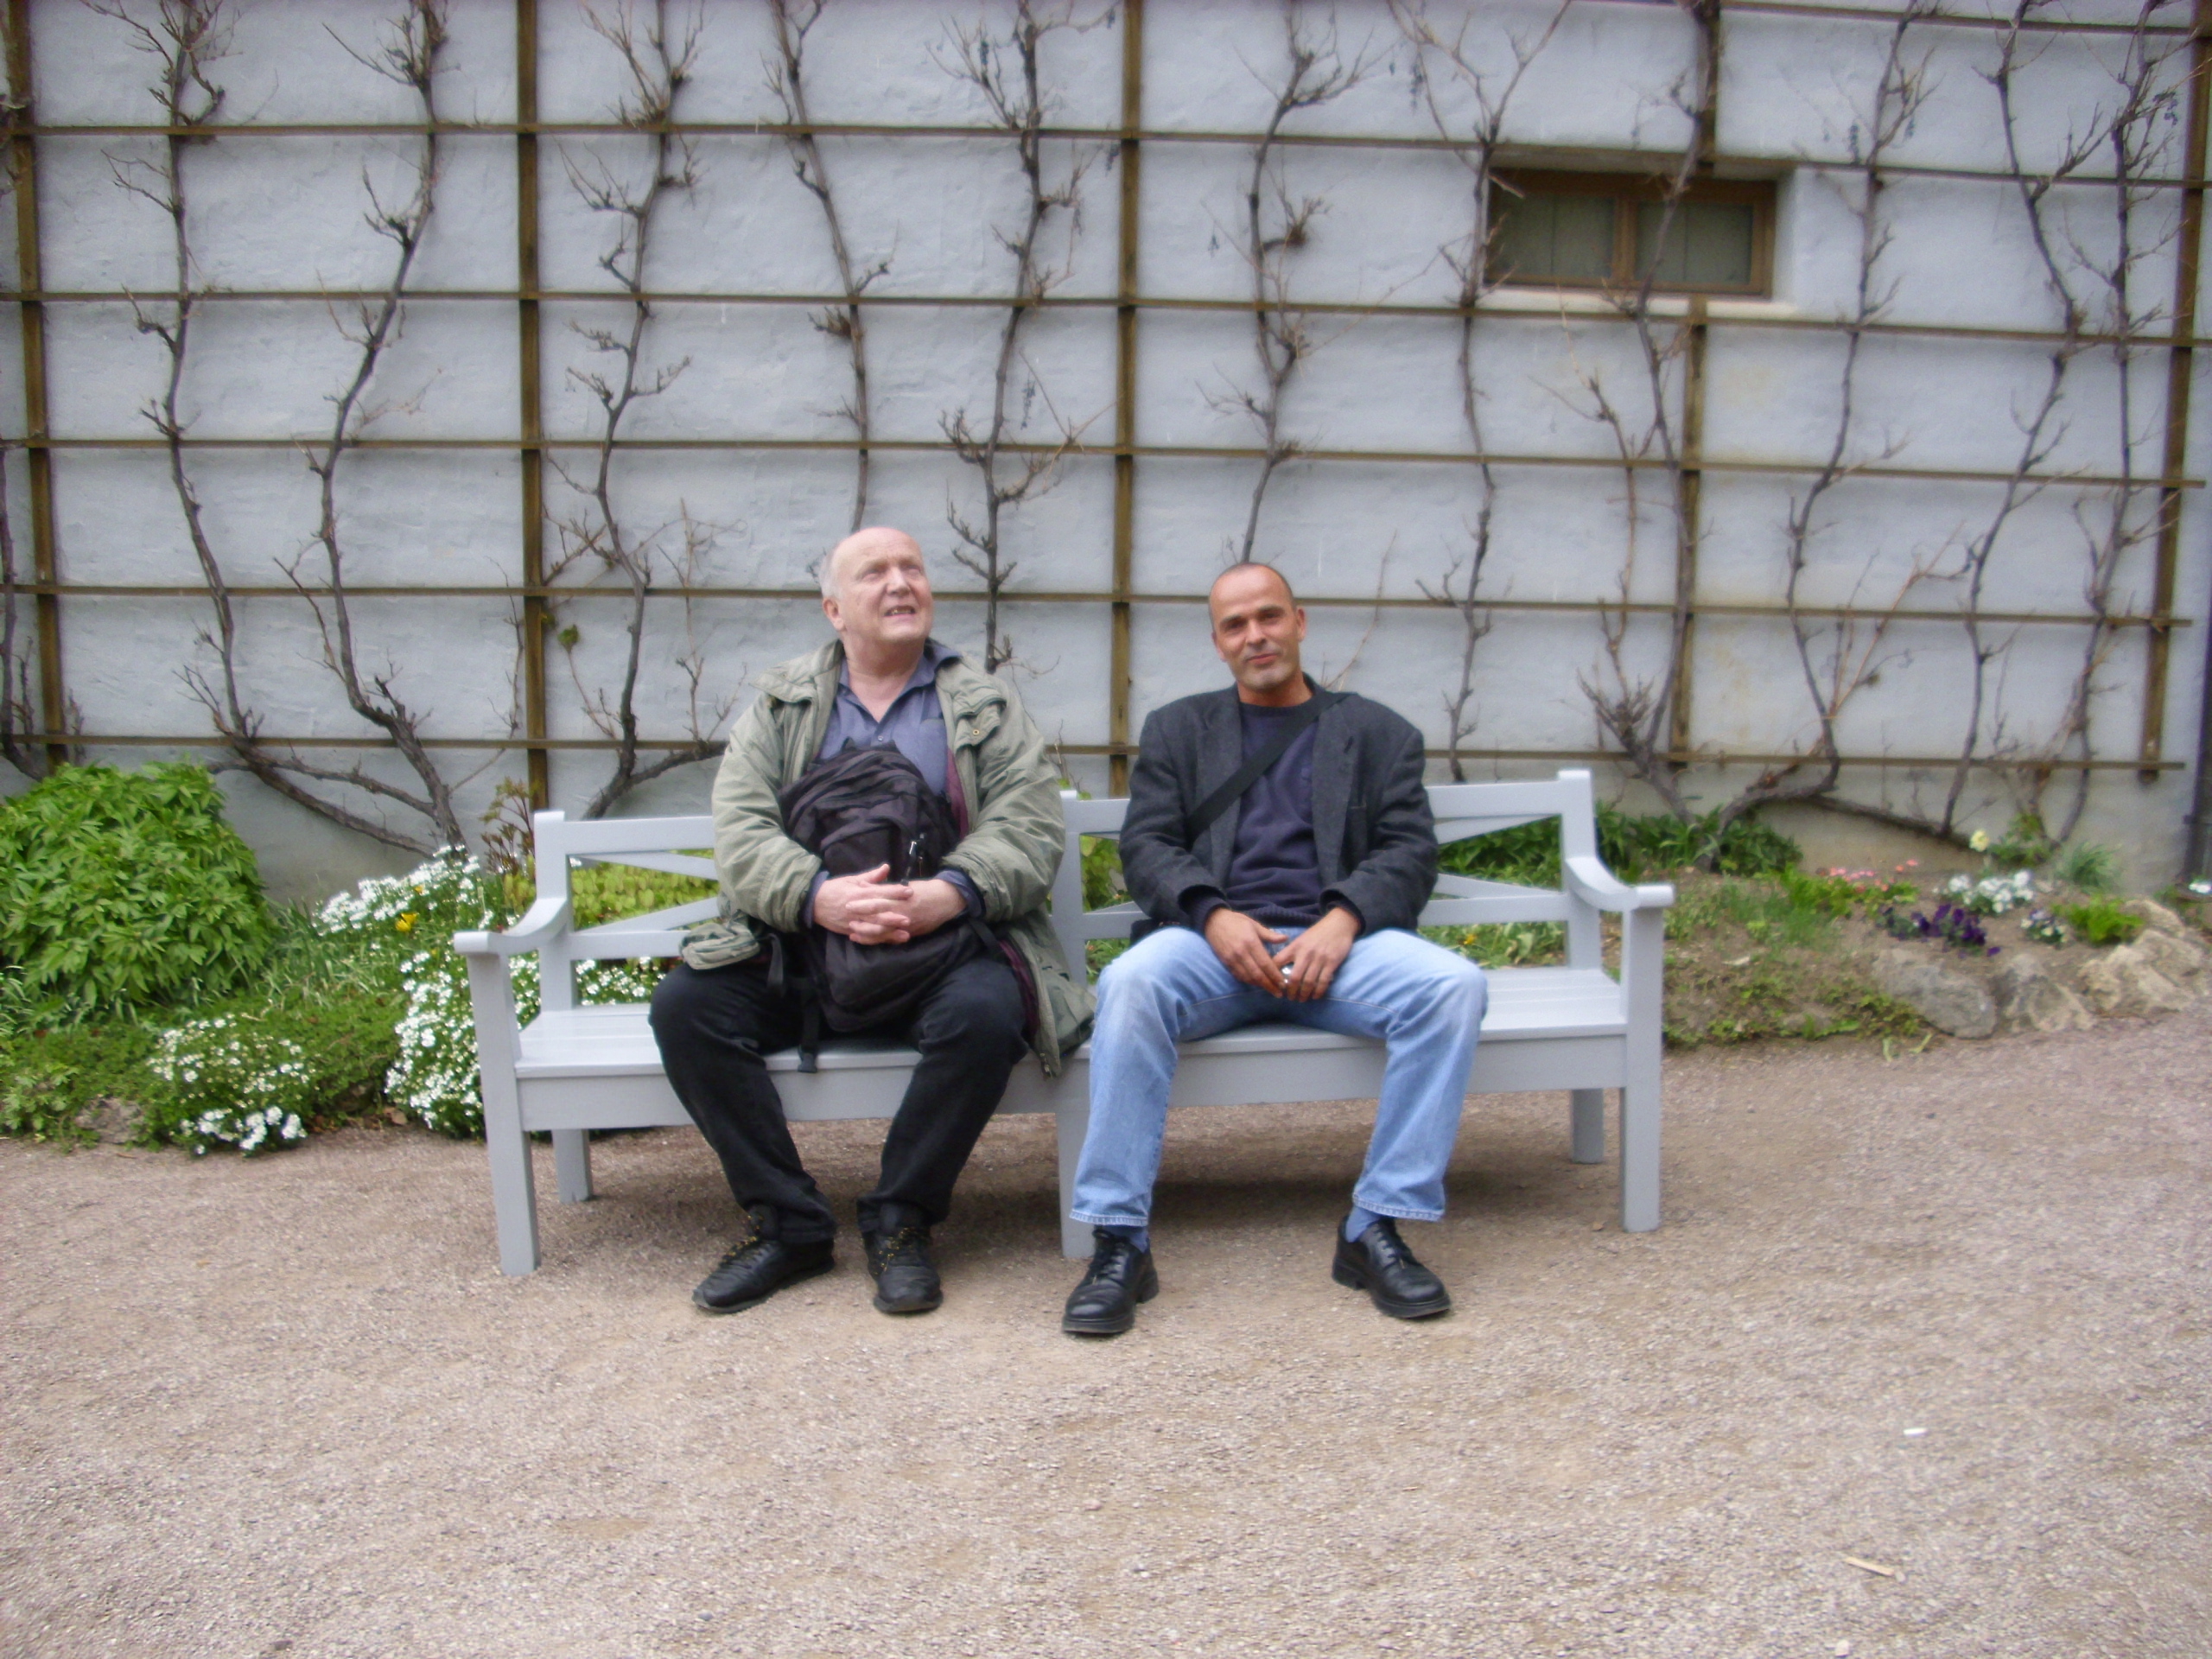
top-left (150, 1014), bottom-right (315, 1157)
top-left (346, 853), bottom-right (671, 1139)
top-left (1946, 869), bottom-right (2037, 915)
top-left (316, 845), bottom-right (491, 941)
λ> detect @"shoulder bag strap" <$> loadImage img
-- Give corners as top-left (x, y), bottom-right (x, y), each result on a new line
top-left (1185, 691), bottom-right (1342, 842)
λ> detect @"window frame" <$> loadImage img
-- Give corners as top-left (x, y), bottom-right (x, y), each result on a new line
top-left (1485, 168), bottom-right (1777, 298)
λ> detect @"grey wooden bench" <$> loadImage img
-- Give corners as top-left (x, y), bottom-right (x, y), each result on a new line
top-left (455, 767), bottom-right (1674, 1274)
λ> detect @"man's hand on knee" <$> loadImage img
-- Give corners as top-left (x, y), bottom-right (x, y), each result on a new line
top-left (1273, 906), bottom-right (1360, 1002)
top-left (1203, 906), bottom-right (1290, 996)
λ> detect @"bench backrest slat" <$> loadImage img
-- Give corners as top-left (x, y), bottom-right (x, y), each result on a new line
top-left (1047, 768), bottom-right (1605, 975)
top-left (524, 768), bottom-right (1611, 1001)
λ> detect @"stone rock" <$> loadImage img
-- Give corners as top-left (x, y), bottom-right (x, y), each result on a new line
top-left (2132, 925), bottom-right (2207, 987)
top-left (1874, 948), bottom-right (1998, 1039)
top-left (1991, 958), bottom-right (2094, 1033)
top-left (2076, 945), bottom-right (2192, 1018)
top-left (73, 1096), bottom-right (143, 1144)
top-left (2123, 898), bottom-right (2188, 937)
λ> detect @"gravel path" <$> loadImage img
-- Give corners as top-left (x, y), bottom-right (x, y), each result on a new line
top-left (3, 1007), bottom-right (2209, 1659)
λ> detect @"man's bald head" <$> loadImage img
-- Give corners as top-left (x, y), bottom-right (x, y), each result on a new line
top-left (821, 526), bottom-right (924, 600)
top-left (1209, 561), bottom-right (1295, 611)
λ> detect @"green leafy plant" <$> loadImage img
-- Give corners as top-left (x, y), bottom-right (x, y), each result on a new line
top-left (1604, 808), bottom-right (1799, 880)
top-left (2050, 841), bottom-right (2118, 893)
top-left (1668, 875), bottom-right (1841, 950)
top-left (0, 763), bottom-right (274, 1024)
top-left (1779, 867), bottom-right (1916, 918)
top-left (1425, 922), bottom-right (1566, 968)
top-left (1440, 807), bottom-right (1799, 887)
top-left (1080, 836), bottom-right (1126, 912)
top-left (0, 1061), bottom-right (94, 1145)
top-left (1988, 810), bottom-right (2057, 870)
top-left (2059, 897), bottom-right (2142, 947)
top-left (0, 1022), bottom-right (161, 1144)
top-left (498, 859), bottom-right (718, 928)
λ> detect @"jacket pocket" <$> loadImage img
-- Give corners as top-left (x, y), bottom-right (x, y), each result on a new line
top-left (679, 915), bottom-right (762, 972)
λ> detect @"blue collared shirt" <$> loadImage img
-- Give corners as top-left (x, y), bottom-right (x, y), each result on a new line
top-left (806, 639), bottom-right (981, 918)
top-left (818, 638), bottom-right (956, 790)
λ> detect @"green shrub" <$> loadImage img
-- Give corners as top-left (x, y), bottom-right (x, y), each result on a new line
top-left (0, 763), bottom-right (273, 1025)
top-left (2059, 897), bottom-right (2142, 947)
top-left (1988, 810), bottom-right (2058, 869)
top-left (0, 1022), bottom-right (161, 1144)
top-left (1080, 836), bottom-right (1126, 911)
top-left (2051, 842), bottom-right (2119, 893)
top-left (0, 1061), bottom-right (94, 1144)
top-left (1669, 875), bottom-right (1840, 950)
top-left (1779, 867), bottom-right (1916, 918)
top-left (1425, 922), bottom-right (1566, 967)
top-left (1440, 805), bottom-right (1799, 887)
top-left (499, 859), bottom-right (718, 928)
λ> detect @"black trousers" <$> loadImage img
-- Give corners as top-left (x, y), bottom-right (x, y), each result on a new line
top-left (649, 950), bottom-right (1028, 1244)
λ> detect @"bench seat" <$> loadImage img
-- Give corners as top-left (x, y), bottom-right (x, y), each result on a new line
top-left (459, 768), bottom-right (1672, 1272)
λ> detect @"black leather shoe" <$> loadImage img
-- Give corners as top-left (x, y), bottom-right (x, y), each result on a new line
top-left (1332, 1217), bottom-right (1452, 1319)
top-left (861, 1206), bottom-right (943, 1315)
top-left (693, 1209), bottom-right (834, 1315)
top-left (1061, 1229), bottom-right (1159, 1337)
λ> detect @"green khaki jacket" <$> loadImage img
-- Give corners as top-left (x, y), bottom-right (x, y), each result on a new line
top-left (679, 639), bottom-right (1095, 1075)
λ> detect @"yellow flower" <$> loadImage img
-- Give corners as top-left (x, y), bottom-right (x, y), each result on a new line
top-left (1967, 830), bottom-right (1992, 853)
top-left (396, 912), bottom-right (419, 933)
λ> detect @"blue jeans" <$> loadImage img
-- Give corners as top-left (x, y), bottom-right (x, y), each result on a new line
top-left (1070, 925), bottom-right (1488, 1229)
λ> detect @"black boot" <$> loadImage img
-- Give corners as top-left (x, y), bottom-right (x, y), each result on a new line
top-left (1331, 1216), bottom-right (1451, 1319)
top-left (1061, 1229), bottom-right (1159, 1337)
top-left (693, 1205), bottom-right (835, 1315)
top-left (861, 1201), bottom-right (943, 1315)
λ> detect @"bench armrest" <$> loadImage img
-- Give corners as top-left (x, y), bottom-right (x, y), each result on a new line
top-left (454, 895), bottom-right (573, 957)
top-left (1563, 855), bottom-right (1675, 914)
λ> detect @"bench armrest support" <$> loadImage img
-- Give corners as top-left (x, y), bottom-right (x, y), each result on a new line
top-left (1562, 855), bottom-right (1675, 914)
top-left (454, 894), bottom-right (573, 958)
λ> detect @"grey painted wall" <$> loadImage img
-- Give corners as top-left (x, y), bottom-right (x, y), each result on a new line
top-left (3, 0), bottom-right (2202, 899)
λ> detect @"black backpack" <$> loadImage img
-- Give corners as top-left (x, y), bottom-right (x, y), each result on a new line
top-left (772, 744), bottom-right (995, 1063)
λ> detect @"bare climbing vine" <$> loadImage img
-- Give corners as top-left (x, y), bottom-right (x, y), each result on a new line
top-left (1395, 0), bottom-right (1571, 779)
top-left (767, 0), bottom-right (888, 533)
top-left (1219, 3), bottom-right (1376, 566)
top-left (550, 0), bottom-right (733, 818)
top-left (1702, 5), bottom-right (1942, 847)
top-left (101, 0), bottom-right (476, 850)
top-left (935, 0), bottom-right (1097, 672)
top-left (0, 40), bottom-right (33, 778)
top-left (1566, 0), bottom-right (1719, 820)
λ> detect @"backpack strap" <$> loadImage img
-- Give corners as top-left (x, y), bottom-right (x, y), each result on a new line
top-left (764, 931), bottom-right (822, 1074)
top-left (1185, 691), bottom-right (1343, 842)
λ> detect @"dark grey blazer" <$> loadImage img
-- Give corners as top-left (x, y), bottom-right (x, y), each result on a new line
top-left (1119, 681), bottom-right (1438, 937)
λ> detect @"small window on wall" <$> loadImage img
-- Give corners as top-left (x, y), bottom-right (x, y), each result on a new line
top-left (1486, 170), bottom-right (1776, 296)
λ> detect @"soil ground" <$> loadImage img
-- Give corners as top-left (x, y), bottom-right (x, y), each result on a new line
top-left (3, 1007), bottom-right (2209, 1658)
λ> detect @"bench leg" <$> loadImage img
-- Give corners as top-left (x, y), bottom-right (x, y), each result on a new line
top-left (1056, 1092), bottom-right (1092, 1258)
top-left (1618, 908), bottom-right (1664, 1233)
top-left (1569, 1088), bottom-right (1605, 1164)
top-left (1619, 1073), bottom-right (1660, 1233)
top-left (487, 1114), bottom-right (542, 1275)
top-left (465, 953), bottom-right (541, 1275)
top-left (553, 1129), bottom-right (594, 1204)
